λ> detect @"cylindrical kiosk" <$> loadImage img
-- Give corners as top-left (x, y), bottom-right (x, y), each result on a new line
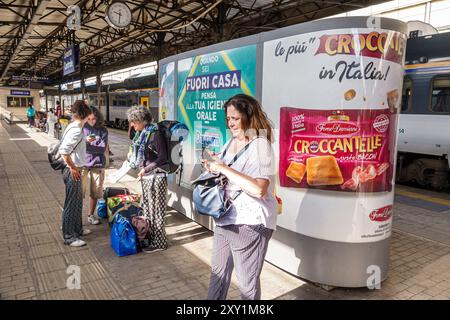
top-left (263, 17), bottom-right (407, 287)
top-left (161, 17), bottom-right (408, 288)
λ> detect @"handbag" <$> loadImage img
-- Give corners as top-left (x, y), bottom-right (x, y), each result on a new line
top-left (47, 127), bottom-right (82, 171)
top-left (192, 139), bottom-right (254, 219)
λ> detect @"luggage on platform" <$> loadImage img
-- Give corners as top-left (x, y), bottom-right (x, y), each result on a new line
top-left (110, 214), bottom-right (137, 257)
top-left (103, 187), bottom-right (130, 201)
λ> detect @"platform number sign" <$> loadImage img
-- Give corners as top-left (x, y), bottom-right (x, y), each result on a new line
top-left (67, 5), bottom-right (81, 30)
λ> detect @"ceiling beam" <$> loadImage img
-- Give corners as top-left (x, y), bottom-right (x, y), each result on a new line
top-left (1, 0), bottom-right (52, 80)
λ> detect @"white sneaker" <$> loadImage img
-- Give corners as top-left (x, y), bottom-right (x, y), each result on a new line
top-left (87, 215), bottom-right (100, 225)
top-left (82, 229), bottom-right (92, 236)
top-left (69, 239), bottom-right (86, 247)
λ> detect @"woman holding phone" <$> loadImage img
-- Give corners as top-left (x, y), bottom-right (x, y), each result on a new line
top-left (82, 106), bottom-right (109, 225)
top-left (201, 94), bottom-right (277, 300)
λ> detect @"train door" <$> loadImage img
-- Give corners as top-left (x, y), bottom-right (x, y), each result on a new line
top-left (140, 96), bottom-right (149, 108)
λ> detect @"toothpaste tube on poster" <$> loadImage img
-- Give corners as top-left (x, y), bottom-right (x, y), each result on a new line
top-left (279, 107), bottom-right (395, 193)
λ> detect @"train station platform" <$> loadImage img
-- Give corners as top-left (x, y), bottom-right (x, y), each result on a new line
top-left (1, 120), bottom-right (450, 300)
top-left (0, 107), bottom-right (28, 124)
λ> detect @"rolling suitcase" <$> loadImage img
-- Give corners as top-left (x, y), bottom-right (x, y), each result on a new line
top-left (103, 187), bottom-right (130, 201)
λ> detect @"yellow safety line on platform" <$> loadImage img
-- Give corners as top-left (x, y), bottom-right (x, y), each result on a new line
top-left (395, 188), bottom-right (450, 207)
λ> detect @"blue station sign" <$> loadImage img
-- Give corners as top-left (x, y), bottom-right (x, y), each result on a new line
top-left (10, 90), bottom-right (31, 96)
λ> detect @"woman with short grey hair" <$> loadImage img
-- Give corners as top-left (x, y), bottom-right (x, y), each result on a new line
top-left (127, 105), bottom-right (153, 126)
top-left (126, 105), bottom-right (169, 252)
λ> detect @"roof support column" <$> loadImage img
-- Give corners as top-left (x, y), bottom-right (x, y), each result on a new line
top-left (95, 57), bottom-right (102, 95)
top-left (81, 62), bottom-right (85, 100)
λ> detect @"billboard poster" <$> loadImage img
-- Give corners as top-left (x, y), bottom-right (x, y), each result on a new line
top-left (279, 107), bottom-right (393, 193)
top-left (262, 29), bottom-right (406, 242)
top-left (159, 62), bottom-right (175, 121)
top-left (177, 45), bottom-right (257, 186)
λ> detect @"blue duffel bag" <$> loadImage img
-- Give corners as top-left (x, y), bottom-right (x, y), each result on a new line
top-left (110, 214), bottom-right (137, 257)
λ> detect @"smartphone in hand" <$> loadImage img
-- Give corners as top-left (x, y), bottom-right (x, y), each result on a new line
top-left (201, 147), bottom-right (215, 162)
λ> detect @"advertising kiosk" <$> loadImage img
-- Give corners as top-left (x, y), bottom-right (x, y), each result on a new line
top-left (159, 17), bottom-right (407, 287)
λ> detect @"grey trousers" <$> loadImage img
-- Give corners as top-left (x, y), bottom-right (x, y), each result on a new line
top-left (62, 167), bottom-right (83, 244)
top-left (207, 224), bottom-right (273, 300)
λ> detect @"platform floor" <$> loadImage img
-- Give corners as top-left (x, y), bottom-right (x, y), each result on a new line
top-left (1, 121), bottom-right (450, 300)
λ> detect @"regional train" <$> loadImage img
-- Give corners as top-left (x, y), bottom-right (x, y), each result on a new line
top-left (87, 88), bottom-right (159, 129)
top-left (47, 72), bottom-right (159, 130)
top-left (396, 31), bottom-right (450, 190)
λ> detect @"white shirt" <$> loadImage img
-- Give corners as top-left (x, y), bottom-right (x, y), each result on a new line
top-left (58, 122), bottom-right (86, 168)
top-left (215, 136), bottom-right (278, 230)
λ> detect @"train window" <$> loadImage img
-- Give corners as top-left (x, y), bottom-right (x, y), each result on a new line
top-left (430, 75), bottom-right (450, 113)
top-left (401, 77), bottom-right (412, 112)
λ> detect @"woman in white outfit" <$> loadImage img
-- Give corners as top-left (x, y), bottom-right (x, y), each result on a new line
top-left (47, 108), bottom-right (57, 137)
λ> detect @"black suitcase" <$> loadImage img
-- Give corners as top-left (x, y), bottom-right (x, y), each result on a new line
top-left (103, 187), bottom-right (130, 201)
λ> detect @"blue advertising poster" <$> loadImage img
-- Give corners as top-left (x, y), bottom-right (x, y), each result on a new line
top-left (176, 45), bottom-right (257, 188)
top-left (63, 45), bottom-right (76, 76)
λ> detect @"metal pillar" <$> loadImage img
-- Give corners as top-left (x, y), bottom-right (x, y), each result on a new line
top-left (58, 82), bottom-right (62, 116)
top-left (106, 85), bottom-right (110, 124)
top-left (81, 62), bottom-right (85, 100)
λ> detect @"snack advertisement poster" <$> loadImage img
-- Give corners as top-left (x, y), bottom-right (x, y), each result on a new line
top-left (262, 27), bottom-right (407, 242)
top-left (279, 107), bottom-right (394, 193)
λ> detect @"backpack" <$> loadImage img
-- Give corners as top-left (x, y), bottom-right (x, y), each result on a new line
top-left (47, 127), bottom-right (82, 171)
top-left (156, 120), bottom-right (189, 174)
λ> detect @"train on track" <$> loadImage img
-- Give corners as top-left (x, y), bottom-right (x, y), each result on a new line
top-left (397, 32), bottom-right (450, 190)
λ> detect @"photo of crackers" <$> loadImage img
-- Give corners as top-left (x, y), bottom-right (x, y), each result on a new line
top-left (306, 156), bottom-right (344, 186)
top-left (286, 161), bottom-right (306, 184)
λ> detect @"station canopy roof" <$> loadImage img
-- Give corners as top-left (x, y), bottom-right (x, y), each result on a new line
top-left (0, 0), bottom-right (388, 87)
